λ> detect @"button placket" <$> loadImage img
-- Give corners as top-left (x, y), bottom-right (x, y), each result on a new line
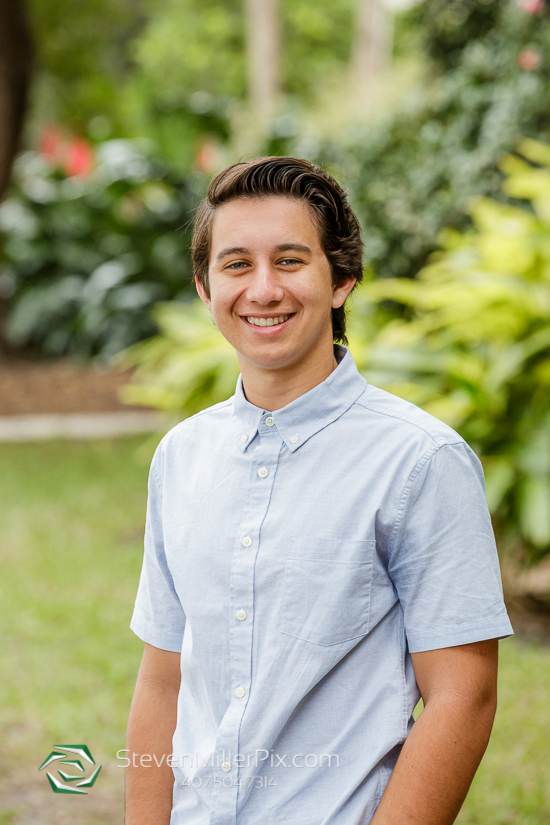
top-left (211, 428), bottom-right (282, 821)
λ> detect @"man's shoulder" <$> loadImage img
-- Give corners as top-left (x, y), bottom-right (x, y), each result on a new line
top-left (354, 383), bottom-right (465, 451)
top-left (155, 396), bottom-right (235, 454)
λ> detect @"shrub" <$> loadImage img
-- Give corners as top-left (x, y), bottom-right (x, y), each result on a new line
top-left (317, 0), bottom-right (550, 280)
top-left (0, 140), bottom-right (202, 361)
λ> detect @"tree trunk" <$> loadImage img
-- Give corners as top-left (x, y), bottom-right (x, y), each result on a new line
top-left (0, 0), bottom-right (33, 201)
top-left (351, 0), bottom-right (393, 88)
top-left (0, 0), bottom-right (33, 355)
top-left (245, 0), bottom-right (280, 126)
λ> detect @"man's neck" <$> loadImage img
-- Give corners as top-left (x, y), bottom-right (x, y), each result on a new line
top-left (239, 347), bottom-right (340, 411)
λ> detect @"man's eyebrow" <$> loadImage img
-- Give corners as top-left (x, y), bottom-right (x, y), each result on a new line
top-left (215, 243), bottom-right (313, 263)
top-left (274, 243), bottom-right (312, 255)
top-left (215, 246), bottom-right (250, 263)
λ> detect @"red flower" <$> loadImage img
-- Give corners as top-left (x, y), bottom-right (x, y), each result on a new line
top-left (517, 48), bottom-right (542, 70)
top-left (65, 138), bottom-right (95, 178)
top-left (39, 125), bottom-right (64, 165)
top-left (517, 0), bottom-right (545, 14)
top-left (195, 139), bottom-right (220, 175)
top-left (39, 125), bottom-right (95, 177)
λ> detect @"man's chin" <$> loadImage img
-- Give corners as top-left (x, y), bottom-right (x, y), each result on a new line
top-left (236, 345), bottom-right (302, 374)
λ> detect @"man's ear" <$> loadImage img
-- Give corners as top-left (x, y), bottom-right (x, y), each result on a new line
top-left (195, 275), bottom-right (212, 312)
top-left (332, 277), bottom-right (357, 309)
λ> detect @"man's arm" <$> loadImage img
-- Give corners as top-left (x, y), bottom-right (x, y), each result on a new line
top-left (371, 638), bottom-right (498, 825)
top-left (125, 642), bottom-right (181, 825)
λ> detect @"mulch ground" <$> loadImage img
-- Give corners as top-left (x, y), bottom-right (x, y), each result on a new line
top-left (505, 597), bottom-right (550, 646)
top-left (0, 355), bottom-right (150, 415)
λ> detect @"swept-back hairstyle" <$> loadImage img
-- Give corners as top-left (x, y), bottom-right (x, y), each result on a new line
top-left (191, 156), bottom-right (364, 345)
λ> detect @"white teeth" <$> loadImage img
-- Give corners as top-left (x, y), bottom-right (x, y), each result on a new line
top-left (246, 315), bottom-right (290, 327)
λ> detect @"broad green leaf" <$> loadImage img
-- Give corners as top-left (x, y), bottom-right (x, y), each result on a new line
top-left (518, 476), bottom-right (550, 549)
top-left (483, 457), bottom-right (516, 513)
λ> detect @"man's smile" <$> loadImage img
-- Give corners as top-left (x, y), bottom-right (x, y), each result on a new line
top-left (242, 313), bottom-right (295, 329)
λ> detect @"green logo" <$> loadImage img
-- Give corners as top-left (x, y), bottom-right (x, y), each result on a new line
top-left (38, 744), bottom-right (102, 794)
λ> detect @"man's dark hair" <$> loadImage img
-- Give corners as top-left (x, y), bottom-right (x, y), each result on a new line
top-left (191, 156), bottom-right (364, 345)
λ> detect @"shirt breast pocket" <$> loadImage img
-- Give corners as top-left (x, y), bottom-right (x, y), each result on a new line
top-left (280, 536), bottom-right (376, 646)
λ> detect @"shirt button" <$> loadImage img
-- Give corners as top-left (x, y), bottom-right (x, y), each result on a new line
top-left (265, 416), bottom-right (275, 427)
top-left (290, 435), bottom-right (298, 444)
top-left (242, 536), bottom-right (252, 547)
top-left (258, 467), bottom-right (269, 478)
top-left (236, 686), bottom-right (246, 698)
top-left (241, 434), bottom-right (248, 443)
top-left (221, 761), bottom-right (232, 772)
top-left (236, 609), bottom-right (247, 621)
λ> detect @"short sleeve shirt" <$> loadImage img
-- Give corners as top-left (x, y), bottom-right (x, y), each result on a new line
top-left (130, 345), bottom-right (513, 825)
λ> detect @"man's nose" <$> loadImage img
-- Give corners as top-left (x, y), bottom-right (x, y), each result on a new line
top-left (246, 263), bottom-right (285, 304)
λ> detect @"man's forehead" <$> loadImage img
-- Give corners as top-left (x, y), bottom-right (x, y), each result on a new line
top-left (209, 195), bottom-right (322, 254)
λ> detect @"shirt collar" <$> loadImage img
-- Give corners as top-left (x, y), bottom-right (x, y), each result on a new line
top-left (232, 346), bottom-right (368, 453)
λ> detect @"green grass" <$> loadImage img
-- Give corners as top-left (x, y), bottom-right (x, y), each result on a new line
top-left (0, 438), bottom-right (549, 823)
top-left (0, 438), bottom-right (150, 777)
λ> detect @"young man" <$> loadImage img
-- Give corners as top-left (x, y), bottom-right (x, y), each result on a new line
top-left (126, 156), bottom-right (513, 825)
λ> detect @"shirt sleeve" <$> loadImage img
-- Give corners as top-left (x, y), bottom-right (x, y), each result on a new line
top-left (130, 445), bottom-right (186, 652)
top-left (388, 440), bottom-right (514, 653)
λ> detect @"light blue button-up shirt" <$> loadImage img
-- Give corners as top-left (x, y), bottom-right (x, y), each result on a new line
top-left (131, 345), bottom-right (513, 825)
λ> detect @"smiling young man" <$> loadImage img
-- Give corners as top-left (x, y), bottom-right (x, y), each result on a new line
top-left (126, 156), bottom-right (513, 825)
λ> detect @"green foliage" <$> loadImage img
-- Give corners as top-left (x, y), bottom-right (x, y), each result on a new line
top-left (318, 0), bottom-right (550, 280)
top-left (27, 0), bottom-right (356, 169)
top-left (27, 0), bottom-right (146, 133)
top-left (280, 0), bottom-right (355, 98)
top-left (132, 0), bottom-right (356, 106)
top-left (123, 82), bottom-right (234, 174)
top-left (134, 0), bottom-right (246, 101)
top-left (25, 0), bottom-right (237, 170)
top-left (0, 141), bottom-right (202, 361)
top-left (413, 0), bottom-right (502, 70)
top-left (116, 138), bottom-right (550, 560)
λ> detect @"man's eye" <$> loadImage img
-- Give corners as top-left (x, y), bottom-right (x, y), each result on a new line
top-left (279, 258), bottom-right (301, 266)
top-left (226, 261), bottom-right (249, 270)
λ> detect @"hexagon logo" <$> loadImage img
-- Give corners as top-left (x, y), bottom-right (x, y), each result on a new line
top-left (38, 744), bottom-right (102, 794)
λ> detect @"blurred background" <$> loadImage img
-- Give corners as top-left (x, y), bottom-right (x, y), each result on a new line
top-left (1, 1), bottom-right (550, 822)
